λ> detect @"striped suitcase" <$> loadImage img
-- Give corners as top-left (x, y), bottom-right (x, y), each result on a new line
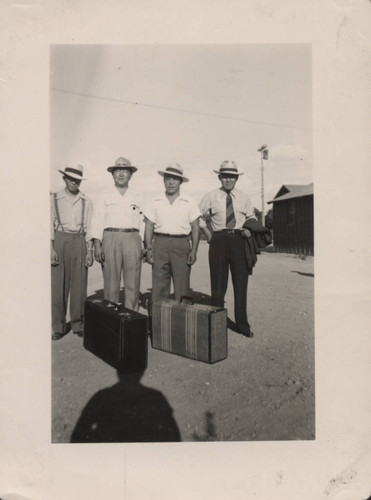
top-left (84, 299), bottom-right (148, 373)
top-left (151, 298), bottom-right (227, 364)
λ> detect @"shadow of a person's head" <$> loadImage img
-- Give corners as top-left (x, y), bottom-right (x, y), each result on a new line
top-left (71, 368), bottom-right (181, 443)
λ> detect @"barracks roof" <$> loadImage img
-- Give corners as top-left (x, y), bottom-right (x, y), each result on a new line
top-left (267, 183), bottom-right (313, 204)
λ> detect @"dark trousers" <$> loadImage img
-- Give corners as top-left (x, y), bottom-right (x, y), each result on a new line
top-left (51, 231), bottom-right (87, 334)
top-left (208, 231), bottom-right (250, 332)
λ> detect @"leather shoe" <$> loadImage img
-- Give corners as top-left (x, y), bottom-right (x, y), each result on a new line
top-left (73, 331), bottom-right (83, 338)
top-left (238, 328), bottom-right (254, 338)
top-left (52, 333), bottom-right (64, 341)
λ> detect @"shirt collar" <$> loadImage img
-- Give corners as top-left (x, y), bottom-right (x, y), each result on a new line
top-left (58, 188), bottom-right (84, 200)
top-left (166, 191), bottom-right (188, 203)
top-left (113, 185), bottom-right (132, 195)
top-left (156, 191), bottom-right (188, 203)
top-left (219, 187), bottom-right (236, 198)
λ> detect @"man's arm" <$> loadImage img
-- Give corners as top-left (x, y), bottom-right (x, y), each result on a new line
top-left (91, 194), bottom-right (106, 264)
top-left (187, 218), bottom-right (200, 265)
top-left (198, 192), bottom-right (213, 242)
top-left (241, 192), bottom-right (257, 238)
top-left (85, 198), bottom-right (94, 267)
top-left (93, 238), bottom-right (105, 264)
top-left (199, 216), bottom-right (212, 243)
top-left (50, 194), bottom-right (59, 266)
top-left (144, 218), bottom-right (155, 265)
top-left (50, 239), bottom-right (59, 266)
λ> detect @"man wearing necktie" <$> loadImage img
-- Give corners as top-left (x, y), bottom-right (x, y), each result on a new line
top-left (199, 161), bottom-right (256, 338)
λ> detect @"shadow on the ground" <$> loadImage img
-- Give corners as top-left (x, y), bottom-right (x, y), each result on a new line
top-left (70, 370), bottom-right (181, 443)
top-left (291, 271), bottom-right (314, 278)
top-left (139, 289), bottom-right (152, 310)
top-left (226, 317), bottom-right (240, 333)
top-left (87, 288), bottom-right (125, 302)
top-left (192, 411), bottom-right (218, 441)
top-left (188, 290), bottom-right (212, 305)
top-left (88, 288), bottom-right (214, 309)
top-left (140, 289), bottom-right (213, 309)
top-left (260, 245), bottom-right (274, 253)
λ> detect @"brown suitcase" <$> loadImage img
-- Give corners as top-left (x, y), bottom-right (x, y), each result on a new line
top-left (151, 297), bottom-right (228, 364)
top-left (84, 299), bottom-right (148, 373)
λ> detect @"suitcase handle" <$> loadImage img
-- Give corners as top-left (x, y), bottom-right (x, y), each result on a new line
top-left (180, 296), bottom-right (194, 305)
top-left (105, 300), bottom-right (122, 311)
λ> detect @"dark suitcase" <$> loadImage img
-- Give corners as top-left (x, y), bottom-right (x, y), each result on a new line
top-left (84, 299), bottom-right (148, 373)
top-left (151, 297), bottom-right (228, 364)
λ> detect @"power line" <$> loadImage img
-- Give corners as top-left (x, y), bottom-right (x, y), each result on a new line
top-left (51, 87), bottom-right (311, 131)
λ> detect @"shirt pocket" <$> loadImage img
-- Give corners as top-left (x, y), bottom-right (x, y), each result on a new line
top-left (105, 200), bottom-right (119, 208)
top-left (233, 198), bottom-right (247, 217)
top-left (211, 199), bottom-right (225, 216)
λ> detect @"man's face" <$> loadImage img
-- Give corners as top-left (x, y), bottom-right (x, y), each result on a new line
top-left (164, 174), bottom-right (182, 195)
top-left (112, 167), bottom-right (132, 187)
top-left (64, 175), bottom-right (81, 194)
top-left (219, 173), bottom-right (238, 192)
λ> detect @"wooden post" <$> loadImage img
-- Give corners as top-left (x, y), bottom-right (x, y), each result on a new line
top-left (257, 145), bottom-right (268, 225)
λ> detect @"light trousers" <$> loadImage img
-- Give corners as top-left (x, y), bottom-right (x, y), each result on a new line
top-left (102, 230), bottom-right (142, 310)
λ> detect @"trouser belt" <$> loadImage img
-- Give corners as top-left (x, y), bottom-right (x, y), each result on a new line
top-left (104, 228), bottom-right (139, 233)
top-left (154, 232), bottom-right (189, 238)
top-left (213, 229), bottom-right (242, 235)
top-left (55, 230), bottom-right (85, 237)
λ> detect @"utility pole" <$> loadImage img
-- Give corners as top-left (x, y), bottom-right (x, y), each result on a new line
top-left (257, 145), bottom-right (268, 225)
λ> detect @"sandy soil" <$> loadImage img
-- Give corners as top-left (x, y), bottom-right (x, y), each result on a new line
top-left (52, 242), bottom-right (314, 442)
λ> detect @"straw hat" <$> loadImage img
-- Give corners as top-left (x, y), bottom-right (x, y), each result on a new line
top-left (107, 156), bottom-right (138, 173)
top-left (158, 163), bottom-right (189, 182)
top-left (213, 160), bottom-right (244, 176)
top-left (58, 164), bottom-right (86, 180)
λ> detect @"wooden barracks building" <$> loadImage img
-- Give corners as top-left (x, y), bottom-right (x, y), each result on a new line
top-left (267, 183), bottom-right (314, 256)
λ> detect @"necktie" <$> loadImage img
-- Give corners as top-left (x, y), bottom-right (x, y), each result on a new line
top-left (225, 193), bottom-right (236, 229)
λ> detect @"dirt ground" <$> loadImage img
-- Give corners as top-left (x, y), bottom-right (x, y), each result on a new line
top-left (52, 242), bottom-right (314, 443)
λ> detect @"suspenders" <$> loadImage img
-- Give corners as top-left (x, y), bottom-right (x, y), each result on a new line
top-left (53, 193), bottom-right (86, 234)
top-left (79, 197), bottom-right (86, 234)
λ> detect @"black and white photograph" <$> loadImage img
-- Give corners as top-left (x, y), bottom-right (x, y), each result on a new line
top-left (50, 44), bottom-right (314, 443)
top-left (1, 2), bottom-right (370, 499)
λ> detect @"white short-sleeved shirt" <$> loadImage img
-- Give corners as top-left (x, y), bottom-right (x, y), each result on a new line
top-left (50, 189), bottom-right (93, 242)
top-left (199, 187), bottom-right (256, 231)
top-left (144, 192), bottom-right (201, 235)
top-left (92, 186), bottom-right (143, 241)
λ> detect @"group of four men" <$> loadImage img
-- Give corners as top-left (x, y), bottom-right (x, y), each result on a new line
top-left (50, 157), bottom-right (256, 341)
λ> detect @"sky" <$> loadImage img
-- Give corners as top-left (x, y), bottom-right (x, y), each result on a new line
top-left (50, 44), bottom-right (312, 212)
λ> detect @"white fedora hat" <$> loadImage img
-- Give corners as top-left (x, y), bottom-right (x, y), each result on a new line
top-left (213, 160), bottom-right (244, 176)
top-left (107, 156), bottom-right (138, 173)
top-left (58, 164), bottom-right (86, 180)
top-left (158, 163), bottom-right (189, 182)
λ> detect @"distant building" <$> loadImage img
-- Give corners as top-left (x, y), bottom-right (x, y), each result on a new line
top-left (268, 183), bottom-right (314, 255)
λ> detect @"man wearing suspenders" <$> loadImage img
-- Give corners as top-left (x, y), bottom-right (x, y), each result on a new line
top-left (50, 165), bottom-right (94, 340)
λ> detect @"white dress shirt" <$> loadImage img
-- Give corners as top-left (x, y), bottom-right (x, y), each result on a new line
top-left (50, 189), bottom-right (93, 242)
top-left (144, 192), bottom-right (201, 235)
top-left (199, 187), bottom-right (256, 231)
top-left (92, 186), bottom-right (143, 241)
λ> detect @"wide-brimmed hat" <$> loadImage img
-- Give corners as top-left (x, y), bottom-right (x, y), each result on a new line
top-left (213, 160), bottom-right (244, 176)
top-left (107, 156), bottom-right (138, 173)
top-left (58, 164), bottom-right (86, 180)
top-left (158, 163), bottom-right (189, 182)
